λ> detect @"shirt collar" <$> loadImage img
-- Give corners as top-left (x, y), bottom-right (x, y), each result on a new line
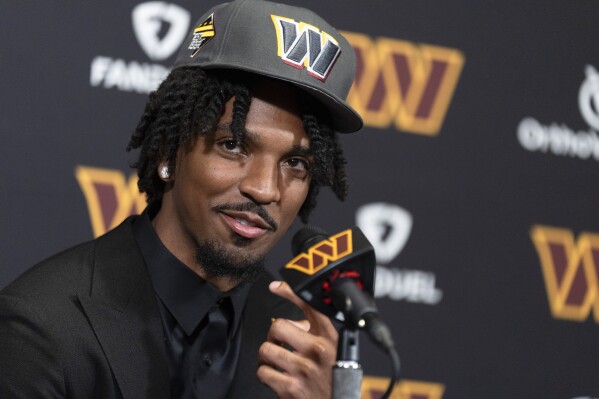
top-left (133, 208), bottom-right (250, 338)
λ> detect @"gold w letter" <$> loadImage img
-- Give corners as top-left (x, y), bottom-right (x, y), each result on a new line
top-left (530, 225), bottom-right (599, 322)
top-left (75, 166), bottom-right (146, 237)
top-left (342, 32), bottom-right (464, 136)
top-left (286, 230), bottom-right (353, 275)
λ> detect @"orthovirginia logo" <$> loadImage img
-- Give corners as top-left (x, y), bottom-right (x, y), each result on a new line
top-left (518, 65), bottom-right (599, 161)
top-left (579, 65), bottom-right (599, 131)
top-left (530, 225), bottom-right (599, 323)
top-left (90, 2), bottom-right (190, 93)
top-left (356, 202), bottom-right (443, 305)
top-left (342, 32), bottom-right (464, 136)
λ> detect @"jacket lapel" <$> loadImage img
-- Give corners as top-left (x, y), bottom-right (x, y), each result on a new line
top-left (77, 218), bottom-right (170, 399)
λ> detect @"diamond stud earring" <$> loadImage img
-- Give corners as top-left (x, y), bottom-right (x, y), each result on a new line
top-left (159, 166), bottom-right (171, 179)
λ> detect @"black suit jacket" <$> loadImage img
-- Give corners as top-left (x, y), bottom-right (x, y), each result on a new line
top-left (0, 217), bottom-right (299, 398)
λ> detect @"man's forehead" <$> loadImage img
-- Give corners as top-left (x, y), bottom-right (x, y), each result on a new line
top-left (225, 95), bottom-right (307, 141)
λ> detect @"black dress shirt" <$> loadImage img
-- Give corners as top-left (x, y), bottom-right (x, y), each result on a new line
top-left (133, 210), bottom-right (251, 399)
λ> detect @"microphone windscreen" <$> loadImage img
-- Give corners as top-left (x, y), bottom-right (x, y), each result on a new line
top-left (291, 226), bottom-right (329, 256)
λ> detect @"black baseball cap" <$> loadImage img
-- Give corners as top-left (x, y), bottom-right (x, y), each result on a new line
top-left (172, 0), bottom-right (363, 133)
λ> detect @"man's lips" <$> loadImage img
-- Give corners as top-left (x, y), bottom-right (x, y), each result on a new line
top-left (213, 203), bottom-right (278, 229)
top-left (219, 211), bottom-right (272, 239)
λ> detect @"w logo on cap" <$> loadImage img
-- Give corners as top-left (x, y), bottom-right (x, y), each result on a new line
top-left (271, 15), bottom-right (341, 81)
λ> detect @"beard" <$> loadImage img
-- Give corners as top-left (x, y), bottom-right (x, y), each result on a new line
top-left (194, 236), bottom-right (266, 286)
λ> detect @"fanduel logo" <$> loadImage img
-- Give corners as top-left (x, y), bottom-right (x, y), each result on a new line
top-left (356, 202), bottom-right (443, 305)
top-left (133, 2), bottom-right (190, 61)
top-left (90, 2), bottom-right (190, 93)
top-left (517, 65), bottom-right (599, 161)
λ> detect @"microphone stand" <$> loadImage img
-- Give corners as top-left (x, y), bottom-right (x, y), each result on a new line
top-left (332, 327), bottom-right (362, 399)
top-left (330, 277), bottom-right (371, 399)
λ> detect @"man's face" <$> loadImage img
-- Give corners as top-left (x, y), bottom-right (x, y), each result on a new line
top-left (155, 79), bottom-right (312, 287)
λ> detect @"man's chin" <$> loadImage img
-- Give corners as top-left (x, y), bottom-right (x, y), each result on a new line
top-left (230, 232), bottom-right (254, 248)
top-left (194, 239), bottom-right (266, 285)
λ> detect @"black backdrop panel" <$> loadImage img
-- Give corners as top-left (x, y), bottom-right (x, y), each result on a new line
top-left (2, 1), bottom-right (599, 398)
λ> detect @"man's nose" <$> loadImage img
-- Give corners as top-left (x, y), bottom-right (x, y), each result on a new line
top-left (239, 157), bottom-right (281, 204)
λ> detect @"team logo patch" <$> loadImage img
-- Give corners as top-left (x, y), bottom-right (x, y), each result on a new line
top-left (271, 15), bottom-right (341, 81)
top-left (285, 229), bottom-right (353, 275)
top-left (188, 13), bottom-right (215, 57)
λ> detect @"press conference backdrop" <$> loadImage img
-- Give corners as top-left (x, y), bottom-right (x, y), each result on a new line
top-left (1, 1), bottom-right (598, 398)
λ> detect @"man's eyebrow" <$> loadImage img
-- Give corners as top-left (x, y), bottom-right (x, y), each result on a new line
top-left (214, 123), bottom-right (236, 134)
top-left (214, 123), bottom-right (312, 155)
top-left (213, 123), bottom-right (248, 141)
top-left (287, 144), bottom-right (313, 158)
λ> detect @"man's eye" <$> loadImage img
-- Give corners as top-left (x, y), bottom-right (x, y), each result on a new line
top-left (285, 158), bottom-right (310, 179)
top-left (220, 140), bottom-right (242, 153)
top-left (287, 158), bottom-right (306, 169)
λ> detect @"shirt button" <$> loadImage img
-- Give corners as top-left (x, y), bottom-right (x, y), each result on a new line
top-left (204, 354), bottom-right (213, 368)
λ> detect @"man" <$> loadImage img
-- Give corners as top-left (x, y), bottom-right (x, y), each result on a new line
top-left (0, 0), bottom-right (362, 397)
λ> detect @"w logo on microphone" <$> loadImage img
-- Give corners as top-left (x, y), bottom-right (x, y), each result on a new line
top-left (271, 15), bottom-right (341, 81)
top-left (286, 230), bottom-right (353, 275)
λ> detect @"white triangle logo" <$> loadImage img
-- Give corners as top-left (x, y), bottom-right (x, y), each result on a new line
top-left (132, 2), bottom-right (190, 61)
top-left (356, 202), bottom-right (413, 264)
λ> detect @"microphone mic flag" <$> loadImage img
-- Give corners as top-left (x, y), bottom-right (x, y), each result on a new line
top-left (282, 225), bottom-right (377, 327)
top-left (283, 226), bottom-right (400, 397)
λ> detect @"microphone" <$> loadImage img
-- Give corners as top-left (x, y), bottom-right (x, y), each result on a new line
top-left (281, 226), bottom-right (395, 352)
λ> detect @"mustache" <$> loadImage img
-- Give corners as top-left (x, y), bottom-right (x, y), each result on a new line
top-left (212, 202), bottom-right (278, 232)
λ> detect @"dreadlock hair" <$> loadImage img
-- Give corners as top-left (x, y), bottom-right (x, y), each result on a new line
top-left (126, 66), bottom-right (348, 222)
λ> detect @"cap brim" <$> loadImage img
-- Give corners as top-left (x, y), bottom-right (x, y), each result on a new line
top-left (200, 63), bottom-right (364, 133)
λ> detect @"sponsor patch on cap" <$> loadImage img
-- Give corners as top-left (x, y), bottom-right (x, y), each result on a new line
top-left (188, 13), bottom-right (215, 57)
top-left (271, 15), bottom-right (341, 81)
